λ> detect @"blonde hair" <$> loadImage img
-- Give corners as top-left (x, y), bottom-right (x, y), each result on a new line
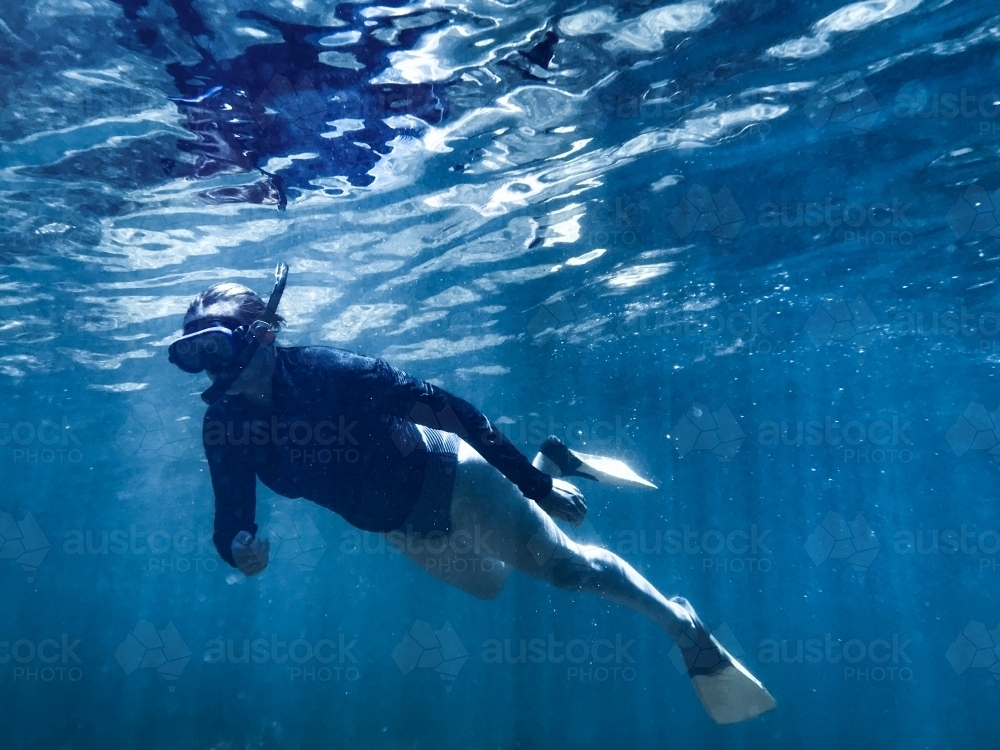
top-left (183, 282), bottom-right (285, 333)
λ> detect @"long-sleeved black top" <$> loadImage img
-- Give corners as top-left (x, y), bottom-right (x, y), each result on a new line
top-left (204, 346), bottom-right (552, 567)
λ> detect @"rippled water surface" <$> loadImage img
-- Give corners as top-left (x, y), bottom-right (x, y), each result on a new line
top-left (3, 0), bottom-right (1000, 747)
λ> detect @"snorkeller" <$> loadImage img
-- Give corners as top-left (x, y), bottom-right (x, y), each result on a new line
top-left (170, 263), bottom-right (776, 724)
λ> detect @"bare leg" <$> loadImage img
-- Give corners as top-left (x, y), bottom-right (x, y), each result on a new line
top-left (447, 441), bottom-right (694, 640)
top-left (402, 440), bottom-right (776, 724)
top-left (388, 527), bottom-right (510, 601)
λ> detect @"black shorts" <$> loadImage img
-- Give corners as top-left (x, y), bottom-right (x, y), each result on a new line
top-left (399, 426), bottom-right (461, 536)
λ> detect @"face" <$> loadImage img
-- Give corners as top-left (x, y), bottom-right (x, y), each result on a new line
top-left (172, 302), bottom-right (247, 375)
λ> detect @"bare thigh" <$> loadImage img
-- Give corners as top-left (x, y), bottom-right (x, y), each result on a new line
top-left (448, 439), bottom-right (585, 582)
top-left (449, 441), bottom-right (692, 639)
top-left (391, 442), bottom-right (512, 599)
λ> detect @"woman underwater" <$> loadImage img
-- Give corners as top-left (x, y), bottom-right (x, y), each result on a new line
top-left (168, 264), bottom-right (775, 724)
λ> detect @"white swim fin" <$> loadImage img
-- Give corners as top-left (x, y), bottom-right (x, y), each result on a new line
top-left (670, 597), bottom-right (777, 725)
top-left (531, 435), bottom-right (657, 490)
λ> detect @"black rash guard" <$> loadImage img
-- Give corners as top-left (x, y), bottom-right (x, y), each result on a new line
top-left (204, 346), bottom-right (553, 567)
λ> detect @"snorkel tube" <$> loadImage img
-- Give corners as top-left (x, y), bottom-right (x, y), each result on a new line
top-left (200, 262), bottom-right (289, 405)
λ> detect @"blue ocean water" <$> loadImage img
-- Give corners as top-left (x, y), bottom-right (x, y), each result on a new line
top-left (2, 0), bottom-right (1000, 746)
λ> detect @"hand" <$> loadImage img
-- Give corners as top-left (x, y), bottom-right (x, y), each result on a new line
top-left (231, 531), bottom-right (270, 576)
top-left (539, 478), bottom-right (587, 527)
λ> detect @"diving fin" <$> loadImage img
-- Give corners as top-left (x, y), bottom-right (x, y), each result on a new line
top-left (531, 435), bottom-right (657, 490)
top-left (669, 597), bottom-right (777, 725)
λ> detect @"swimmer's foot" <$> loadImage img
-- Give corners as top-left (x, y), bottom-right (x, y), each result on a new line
top-left (670, 596), bottom-right (777, 725)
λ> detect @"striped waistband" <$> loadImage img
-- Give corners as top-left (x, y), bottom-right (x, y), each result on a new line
top-left (416, 424), bottom-right (461, 455)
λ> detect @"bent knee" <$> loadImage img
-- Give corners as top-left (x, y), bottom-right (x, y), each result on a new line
top-left (470, 578), bottom-right (505, 600)
top-left (465, 564), bottom-right (509, 600)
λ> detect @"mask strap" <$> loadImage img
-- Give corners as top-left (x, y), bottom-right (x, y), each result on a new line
top-left (201, 263), bottom-right (288, 405)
